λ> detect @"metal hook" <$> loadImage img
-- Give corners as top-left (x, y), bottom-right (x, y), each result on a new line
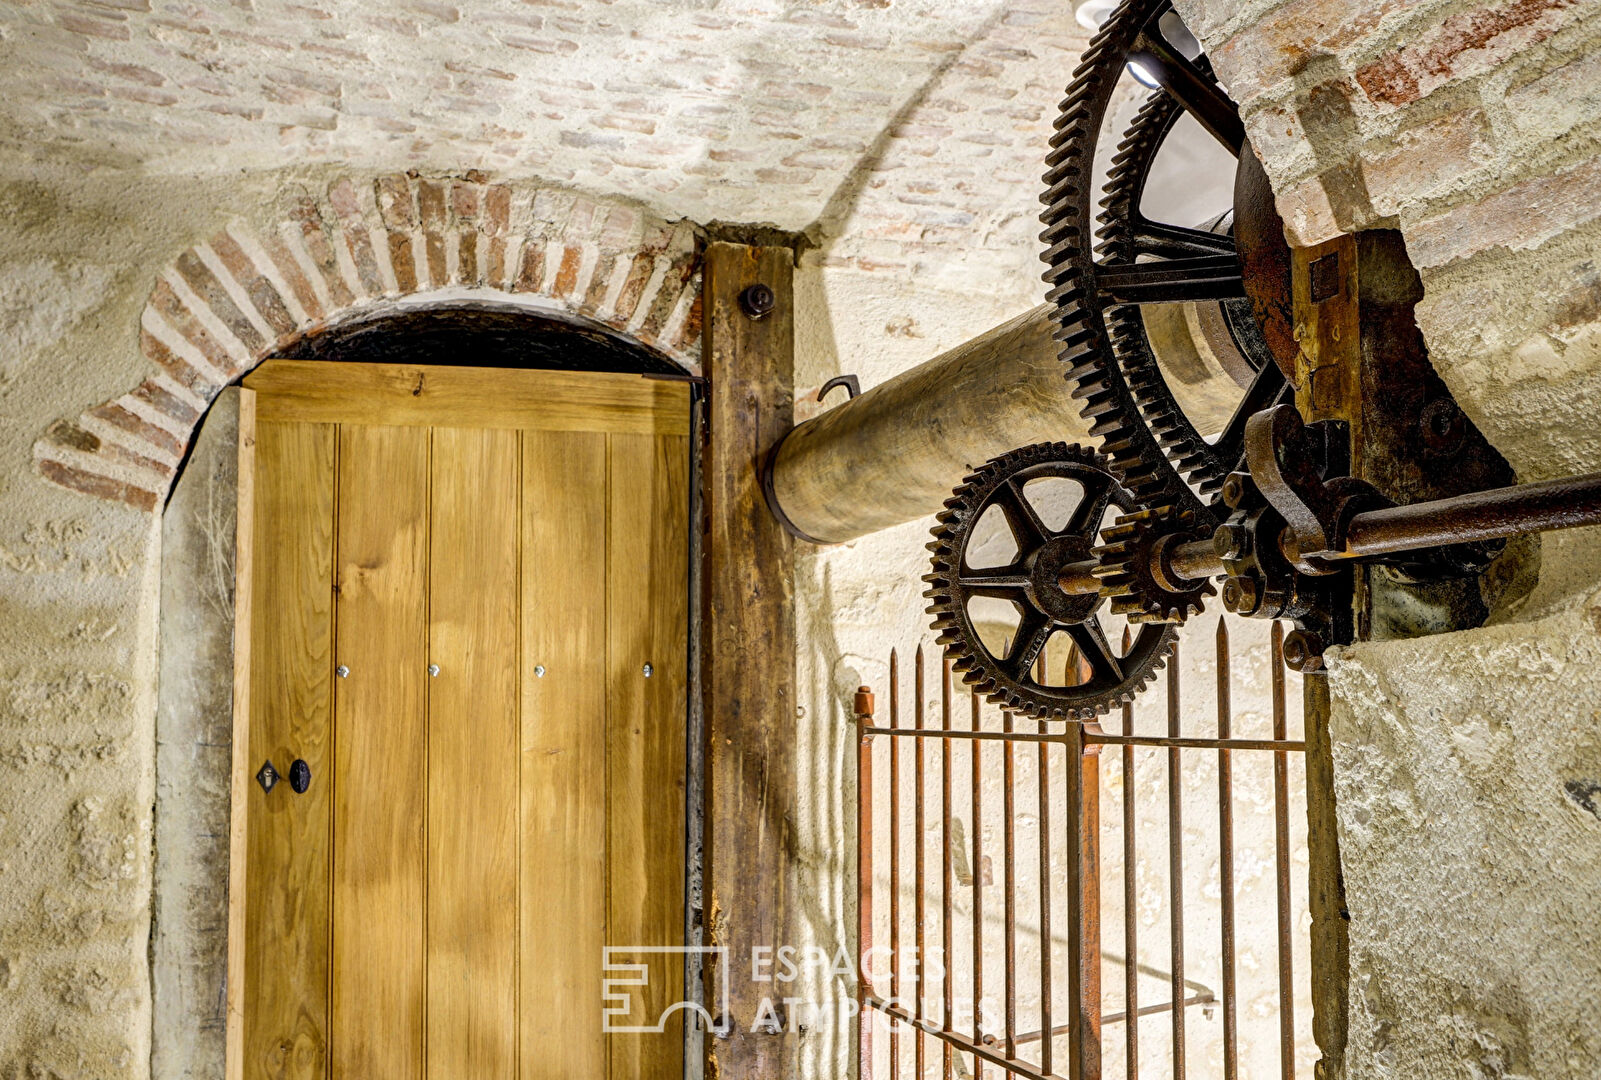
top-left (817, 374), bottom-right (860, 405)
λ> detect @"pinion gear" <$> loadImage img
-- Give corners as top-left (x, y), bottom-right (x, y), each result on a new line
top-left (1092, 504), bottom-right (1216, 624)
top-left (924, 443), bottom-right (1176, 720)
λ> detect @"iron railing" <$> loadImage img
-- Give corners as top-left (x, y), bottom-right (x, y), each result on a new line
top-left (855, 618), bottom-right (1309, 1079)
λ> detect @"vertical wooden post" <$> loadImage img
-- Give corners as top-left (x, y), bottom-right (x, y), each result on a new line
top-left (701, 241), bottom-right (797, 1077)
top-left (1303, 674), bottom-right (1348, 1080)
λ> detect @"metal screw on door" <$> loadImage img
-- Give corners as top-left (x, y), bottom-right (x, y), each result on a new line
top-left (534, 665), bottom-right (546, 678)
top-left (336, 665), bottom-right (349, 678)
top-left (429, 664), bottom-right (440, 677)
top-left (642, 663), bottom-right (653, 678)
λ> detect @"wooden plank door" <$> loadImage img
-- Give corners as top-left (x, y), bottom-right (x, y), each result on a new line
top-left (231, 362), bottom-right (689, 1080)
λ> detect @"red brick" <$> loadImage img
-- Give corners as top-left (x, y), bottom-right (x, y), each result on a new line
top-left (37, 459), bottom-right (158, 512)
top-left (514, 241), bottom-right (547, 293)
top-left (141, 329), bottom-right (218, 401)
top-left (208, 231), bottom-right (297, 336)
top-left (1355, 0), bottom-right (1578, 107)
top-left (130, 379), bottom-right (200, 426)
top-left (148, 279), bottom-right (244, 377)
top-left (90, 403), bottom-right (184, 458)
top-left (174, 250), bottom-right (266, 352)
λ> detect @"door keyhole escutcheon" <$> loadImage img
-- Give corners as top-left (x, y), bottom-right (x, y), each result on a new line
top-left (288, 759), bottom-right (312, 794)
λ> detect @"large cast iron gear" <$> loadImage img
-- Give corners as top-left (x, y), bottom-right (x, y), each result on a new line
top-left (1098, 72), bottom-right (1291, 497)
top-left (924, 442), bottom-right (1177, 720)
top-left (1092, 504), bottom-right (1216, 623)
top-left (1041, 0), bottom-right (1290, 513)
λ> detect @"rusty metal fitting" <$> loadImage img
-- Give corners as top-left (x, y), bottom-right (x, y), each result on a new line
top-left (853, 685), bottom-right (875, 723)
top-left (1212, 522), bottom-right (1249, 562)
top-left (739, 282), bottom-right (775, 320)
top-left (1221, 575), bottom-right (1261, 616)
top-left (1281, 629), bottom-right (1325, 672)
top-left (1222, 471), bottom-right (1254, 510)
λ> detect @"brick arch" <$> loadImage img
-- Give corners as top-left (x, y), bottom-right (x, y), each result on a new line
top-left (34, 173), bottom-right (704, 512)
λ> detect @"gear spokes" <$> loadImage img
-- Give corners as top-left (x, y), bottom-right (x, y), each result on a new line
top-left (924, 443), bottom-right (1176, 720)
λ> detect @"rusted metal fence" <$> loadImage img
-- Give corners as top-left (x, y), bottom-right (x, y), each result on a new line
top-left (855, 618), bottom-right (1309, 1079)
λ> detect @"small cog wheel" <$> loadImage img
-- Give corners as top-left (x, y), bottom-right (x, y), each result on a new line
top-left (1092, 504), bottom-right (1217, 624)
top-left (924, 442), bottom-right (1177, 721)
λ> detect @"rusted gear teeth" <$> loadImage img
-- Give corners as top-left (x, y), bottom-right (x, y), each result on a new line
top-left (1091, 505), bottom-right (1218, 625)
top-left (923, 442), bottom-right (1178, 721)
top-left (1041, 0), bottom-right (1227, 525)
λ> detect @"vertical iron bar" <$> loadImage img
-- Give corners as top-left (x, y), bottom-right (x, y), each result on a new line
top-left (916, 646), bottom-right (928, 1080)
top-left (1067, 707), bottom-right (1103, 1080)
top-left (1167, 643), bottom-right (1185, 1080)
top-left (858, 686), bottom-right (876, 1080)
top-left (1217, 621), bottom-right (1238, 1080)
top-left (1271, 623), bottom-right (1294, 1080)
top-left (1121, 628), bottom-right (1138, 1080)
top-left (943, 657), bottom-right (955, 1080)
top-left (890, 650), bottom-right (901, 1080)
top-left (1004, 707), bottom-right (1017, 1062)
top-left (971, 689), bottom-right (985, 1077)
top-left (1039, 653), bottom-right (1058, 1077)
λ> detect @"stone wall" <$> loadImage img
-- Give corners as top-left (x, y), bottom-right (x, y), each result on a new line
top-left (3, 0), bottom-right (1600, 1077)
top-left (1175, 1), bottom-right (1601, 1076)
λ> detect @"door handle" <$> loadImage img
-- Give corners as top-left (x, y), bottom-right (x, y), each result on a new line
top-left (289, 759), bottom-right (312, 794)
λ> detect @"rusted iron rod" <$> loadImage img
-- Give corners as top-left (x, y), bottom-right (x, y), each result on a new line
top-left (1100, 992), bottom-right (1220, 1027)
top-left (1054, 468), bottom-right (1601, 598)
top-left (1088, 733), bottom-right (1306, 752)
top-left (1217, 620), bottom-right (1239, 1080)
top-left (1271, 623), bottom-right (1296, 1080)
top-left (1013, 989), bottom-right (1219, 1042)
top-left (916, 647), bottom-right (928, 1080)
top-left (1003, 708), bottom-right (1018, 1062)
top-left (865, 997), bottom-right (1060, 1080)
top-left (1121, 627), bottom-right (1139, 1080)
top-left (864, 725), bottom-right (1306, 751)
top-left (856, 686), bottom-right (876, 1080)
top-left (970, 690), bottom-right (985, 1063)
top-left (889, 650), bottom-right (901, 1077)
top-left (942, 658), bottom-right (955, 1080)
top-left (1339, 469), bottom-right (1601, 556)
top-left (1168, 647), bottom-right (1187, 1080)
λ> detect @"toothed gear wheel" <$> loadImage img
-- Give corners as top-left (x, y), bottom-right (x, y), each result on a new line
top-left (924, 443), bottom-right (1176, 721)
top-left (1092, 504), bottom-right (1217, 624)
top-left (1099, 80), bottom-right (1287, 498)
top-left (1040, 0), bottom-right (1260, 518)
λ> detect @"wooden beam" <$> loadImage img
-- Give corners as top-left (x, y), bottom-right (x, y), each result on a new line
top-left (701, 241), bottom-right (797, 1076)
top-left (766, 303), bottom-right (1244, 544)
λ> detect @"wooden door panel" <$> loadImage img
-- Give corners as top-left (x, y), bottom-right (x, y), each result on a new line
top-left (427, 427), bottom-right (521, 1079)
top-left (236, 366), bottom-right (690, 1080)
top-left (606, 432), bottom-right (690, 1080)
top-left (331, 425), bottom-right (430, 1080)
top-left (520, 429), bottom-right (609, 1080)
top-left (243, 419), bottom-right (336, 1080)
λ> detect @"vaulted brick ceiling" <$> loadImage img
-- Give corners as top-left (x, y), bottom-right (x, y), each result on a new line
top-left (0, 1), bottom-right (1091, 284)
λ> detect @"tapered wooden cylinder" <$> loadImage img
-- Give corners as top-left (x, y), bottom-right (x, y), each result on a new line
top-left (767, 303), bottom-right (1242, 543)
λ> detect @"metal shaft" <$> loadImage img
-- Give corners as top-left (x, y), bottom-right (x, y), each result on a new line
top-left (1055, 467), bottom-right (1601, 597)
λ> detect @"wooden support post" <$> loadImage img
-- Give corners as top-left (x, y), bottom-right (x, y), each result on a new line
top-left (701, 241), bottom-right (798, 1076)
top-left (1302, 674), bottom-right (1348, 1080)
